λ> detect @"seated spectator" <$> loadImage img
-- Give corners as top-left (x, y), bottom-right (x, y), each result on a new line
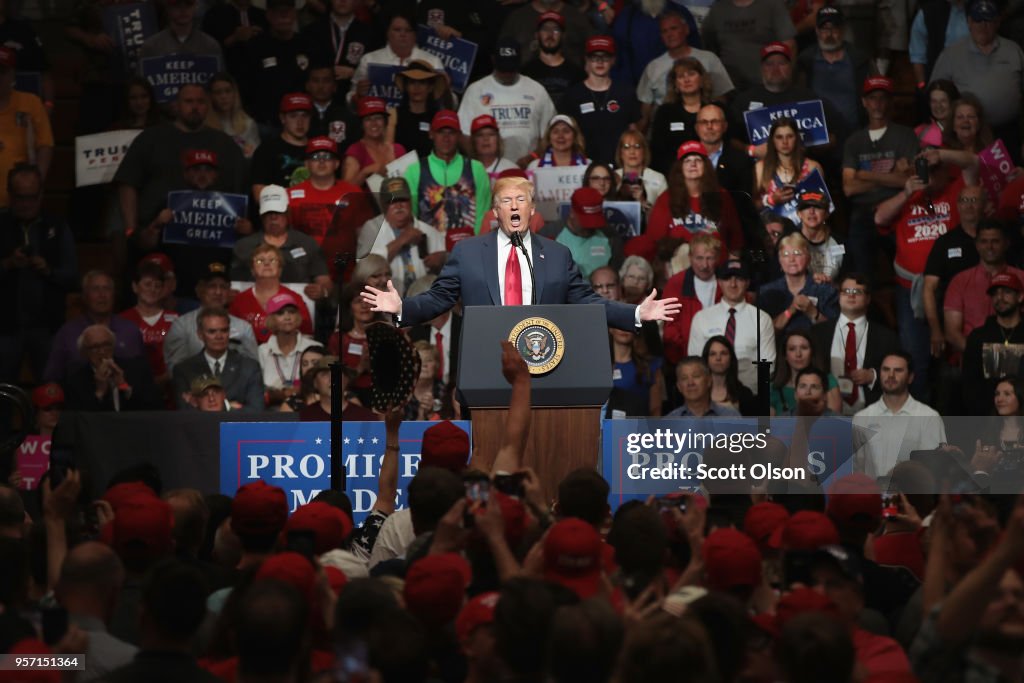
top-left (754, 117), bottom-right (825, 212)
top-left (139, 0), bottom-right (222, 66)
top-left (44, 271), bottom-right (144, 383)
top-left (357, 177), bottom-right (445, 296)
top-left (0, 46), bottom-right (52, 207)
top-left (469, 115), bottom-right (518, 185)
top-left (304, 62), bottom-right (360, 150)
top-left (915, 79), bottom-right (959, 148)
top-left (649, 57), bottom-right (707, 176)
top-left (238, 0), bottom-right (313, 127)
top-left (277, 345), bottom-right (325, 412)
top-left (619, 254), bottom-right (654, 303)
top-left (172, 307), bottom-right (265, 411)
top-left (404, 341), bottom-right (446, 420)
top-left (526, 114), bottom-right (589, 173)
top-left (393, 60), bottom-right (454, 157)
top-left (230, 244), bottom-right (314, 344)
top-left (700, 336), bottom-right (758, 415)
top-left (257, 291), bottom-right (318, 406)
top-left (112, 76), bottom-right (162, 130)
top-left (287, 136), bottom-right (364, 247)
top-left (299, 0), bottom-right (376, 100)
top-left (666, 356), bottom-right (740, 417)
top-left (752, 211), bottom-right (789, 288)
top-left (626, 142), bottom-right (743, 264)
top-left (201, 0), bottom-right (268, 77)
top-left (407, 276), bottom-right (461, 388)
top-left (0, 163), bottom-right (77, 383)
top-left (759, 232), bottom-right (839, 333)
top-left (962, 273), bottom-right (1024, 415)
top-left (555, 187), bottom-right (616, 279)
top-left (164, 262), bottom-right (258, 372)
top-left (231, 185), bottom-right (332, 308)
top-left (771, 330), bottom-right (842, 415)
top-left (119, 261), bottom-right (178, 394)
top-left (406, 110), bottom-right (491, 235)
top-left (795, 189), bottom-right (843, 281)
top-left (783, 366), bottom-right (838, 416)
top-left (298, 355), bottom-right (378, 421)
top-left (613, 131), bottom-right (667, 218)
top-left (205, 73), bottom-right (260, 158)
top-left (249, 92), bottom-right (312, 196)
top-left (521, 11), bottom-right (586, 110)
top-left (189, 375), bottom-right (228, 411)
top-left (64, 324), bottom-right (162, 412)
top-left (560, 36), bottom-right (638, 167)
top-left (610, 326), bottom-right (664, 417)
top-left (350, 252), bottom-right (390, 289)
top-left (114, 84), bottom-right (247, 239)
top-left (347, 12), bottom-right (442, 105)
top-left (342, 97), bottom-right (407, 187)
top-left (583, 162), bottom-right (618, 200)
top-left (328, 283), bottom-right (381, 405)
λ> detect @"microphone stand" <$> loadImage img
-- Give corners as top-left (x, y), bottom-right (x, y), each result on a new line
top-left (330, 251), bottom-right (352, 492)
top-left (511, 231), bottom-right (537, 305)
top-left (749, 250), bottom-right (773, 431)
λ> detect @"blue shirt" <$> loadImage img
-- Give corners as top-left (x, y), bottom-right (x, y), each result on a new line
top-left (909, 5), bottom-right (968, 65)
top-left (666, 402), bottom-right (741, 417)
top-left (811, 50), bottom-right (859, 131)
top-left (757, 275), bottom-right (840, 333)
top-left (614, 356), bottom-right (664, 398)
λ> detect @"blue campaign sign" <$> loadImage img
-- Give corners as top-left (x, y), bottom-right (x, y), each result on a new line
top-left (743, 100), bottom-right (829, 148)
top-left (102, 3), bottom-right (158, 74)
top-left (767, 168), bottom-right (834, 225)
top-left (163, 191), bottom-right (248, 249)
top-left (416, 25), bottom-right (478, 93)
top-left (366, 64), bottom-right (405, 108)
top-left (220, 420), bottom-right (472, 525)
top-left (142, 54), bottom-right (220, 103)
top-left (600, 417), bottom-right (856, 511)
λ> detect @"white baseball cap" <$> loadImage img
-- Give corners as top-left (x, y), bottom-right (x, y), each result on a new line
top-left (260, 184), bottom-right (289, 215)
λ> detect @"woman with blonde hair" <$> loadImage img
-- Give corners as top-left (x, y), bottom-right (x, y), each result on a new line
top-left (206, 72), bottom-right (260, 158)
top-left (526, 114), bottom-right (589, 172)
top-left (614, 130), bottom-right (667, 211)
top-left (650, 57), bottom-right (709, 175)
top-left (754, 117), bottom-right (823, 211)
top-left (758, 231), bottom-right (838, 333)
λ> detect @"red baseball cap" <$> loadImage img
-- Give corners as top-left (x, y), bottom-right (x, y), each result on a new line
top-left (280, 92), bottom-right (313, 113)
top-left (284, 501), bottom-right (354, 554)
top-left (421, 420), bottom-right (470, 471)
top-left (826, 473), bottom-right (882, 533)
top-left (456, 591), bottom-right (499, 642)
top-left (498, 168), bottom-right (529, 180)
top-left (586, 36), bottom-right (615, 55)
top-left (404, 553), bottom-right (472, 626)
top-left (862, 75), bottom-right (893, 95)
top-left (471, 114), bottom-right (498, 134)
top-left (184, 149), bottom-right (218, 169)
top-left (493, 491), bottom-right (527, 549)
top-left (445, 226), bottom-right (475, 252)
top-left (103, 481), bottom-right (158, 510)
top-left (571, 187), bottom-right (606, 229)
top-left (112, 495), bottom-right (175, 560)
top-left (357, 97), bottom-right (387, 118)
top-left (702, 528), bottom-right (763, 591)
top-left (768, 510), bottom-right (840, 551)
top-left (324, 565), bottom-right (349, 595)
top-left (306, 136), bottom-right (339, 157)
top-left (760, 41), bottom-right (792, 61)
top-left (431, 109), bottom-right (461, 132)
top-left (677, 140), bottom-right (708, 160)
top-left (32, 383), bottom-right (64, 409)
top-left (231, 480), bottom-right (289, 536)
top-left (536, 10), bottom-right (565, 28)
top-left (140, 252), bottom-right (174, 275)
top-left (256, 551), bottom-right (317, 603)
top-left (988, 272), bottom-right (1024, 294)
top-left (266, 291), bottom-right (300, 315)
top-left (872, 532), bottom-right (925, 580)
top-left (774, 587), bottom-right (841, 629)
top-left (743, 502), bottom-right (790, 552)
top-left (543, 518), bottom-right (603, 598)
top-left (0, 46), bottom-right (16, 69)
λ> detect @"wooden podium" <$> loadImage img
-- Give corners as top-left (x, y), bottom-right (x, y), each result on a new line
top-left (457, 305), bottom-right (611, 500)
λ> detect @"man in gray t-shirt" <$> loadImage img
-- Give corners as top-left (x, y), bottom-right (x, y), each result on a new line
top-left (702, 0), bottom-right (796, 90)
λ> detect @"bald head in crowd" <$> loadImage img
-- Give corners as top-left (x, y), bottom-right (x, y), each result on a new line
top-left (57, 542), bottom-right (126, 619)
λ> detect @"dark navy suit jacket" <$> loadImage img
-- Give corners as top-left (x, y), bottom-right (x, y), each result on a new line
top-left (400, 231), bottom-right (638, 330)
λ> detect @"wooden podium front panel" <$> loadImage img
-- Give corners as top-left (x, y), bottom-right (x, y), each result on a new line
top-left (469, 407), bottom-right (600, 503)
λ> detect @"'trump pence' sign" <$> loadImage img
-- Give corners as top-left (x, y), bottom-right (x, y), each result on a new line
top-left (75, 130), bottom-right (143, 187)
top-left (220, 420), bottom-right (471, 525)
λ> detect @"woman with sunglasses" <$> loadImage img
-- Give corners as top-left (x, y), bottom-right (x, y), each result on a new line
top-left (758, 232), bottom-right (838, 334)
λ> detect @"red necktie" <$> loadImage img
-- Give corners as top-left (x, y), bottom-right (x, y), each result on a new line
top-left (725, 308), bottom-right (736, 346)
top-left (435, 329), bottom-right (444, 381)
top-left (504, 246), bottom-right (522, 306)
top-left (844, 322), bottom-right (859, 405)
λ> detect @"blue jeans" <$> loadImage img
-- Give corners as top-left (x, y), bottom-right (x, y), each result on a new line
top-left (894, 285), bottom-right (930, 402)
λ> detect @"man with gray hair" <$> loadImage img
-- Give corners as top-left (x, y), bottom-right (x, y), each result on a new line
top-left (666, 357), bottom-right (741, 417)
top-left (44, 271), bottom-right (144, 383)
top-left (64, 324), bottom-right (161, 411)
top-left (56, 542), bottom-right (138, 682)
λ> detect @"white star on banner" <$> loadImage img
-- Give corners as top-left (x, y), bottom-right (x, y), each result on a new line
top-left (372, 437), bottom-right (379, 444)
top-left (343, 437), bottom-right (350, 444)
top-left (358, 437), bottom-right (364, 444)
top-left (315, 437), bottom-right (322, 445)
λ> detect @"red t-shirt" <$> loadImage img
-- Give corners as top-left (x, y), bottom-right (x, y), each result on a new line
top-left (996, 174), bottom-right (1024, 226)
top-left (944, 264), bottom-right (1024, 338)
top-left (118, 307), bottom-right (178, 377)
top-left (229, 286), bottom-right (313, 344)
top-left (288, 179), bottom-right (364, 246)
top-left (852, 628), bottom-right (912, 678)
top-left (884, 177), bottom-right (962, 287)
top-left (626, 190), bottom-right (742, 263)
top-left (328, 331), bottom-right (371, 389)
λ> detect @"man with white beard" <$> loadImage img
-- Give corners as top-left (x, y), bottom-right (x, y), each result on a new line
top-left (612, 0), bottom-right (701, 85)
top-left (796, 7), bottom-right (874, 132)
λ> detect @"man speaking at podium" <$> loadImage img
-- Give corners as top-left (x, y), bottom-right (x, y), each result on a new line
top-left (361, 176), bottom-right (681, 329)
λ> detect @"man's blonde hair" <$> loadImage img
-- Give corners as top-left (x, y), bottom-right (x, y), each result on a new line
top-left (491, 177), bottom-right (535, 210)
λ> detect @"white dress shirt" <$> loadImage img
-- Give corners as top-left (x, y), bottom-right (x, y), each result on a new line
top-left (204, 351), bottom-right (227, 377)
top-left (258, 334), bottom-right (318, 390)
top-left (687, 300), bottom-right (776, 392)
top-left (497, 230), bottom-right (535, 305)
top-left (853, 395), bottom-right (946, 478)
top-left (829, 314), bottom-right (875, 415)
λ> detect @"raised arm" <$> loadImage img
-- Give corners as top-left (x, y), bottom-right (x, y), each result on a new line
top-left (490, 341), bottom-right (532, 475)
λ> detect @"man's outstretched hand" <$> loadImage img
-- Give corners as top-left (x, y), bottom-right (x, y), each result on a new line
top-left (361, 280), bottom-right (402, 314)
top-left (637, 289), bottom-right (681, 322)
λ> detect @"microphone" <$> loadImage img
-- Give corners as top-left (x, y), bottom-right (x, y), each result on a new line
top-left (510, 230), bottom-right (537, 305)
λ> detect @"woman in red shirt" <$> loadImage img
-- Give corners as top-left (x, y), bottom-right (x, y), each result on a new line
top-left (328, 283), bottom-right (385, 405)
top-left (229, 244), bottom-right (313, 344)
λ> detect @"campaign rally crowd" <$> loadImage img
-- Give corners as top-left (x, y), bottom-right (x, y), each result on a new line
top-left (5, 0), bottom-right (1024, 678)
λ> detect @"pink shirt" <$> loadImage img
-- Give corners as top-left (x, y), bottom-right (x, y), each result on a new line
top-left (944, 264), bottom-right (1024, 338)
